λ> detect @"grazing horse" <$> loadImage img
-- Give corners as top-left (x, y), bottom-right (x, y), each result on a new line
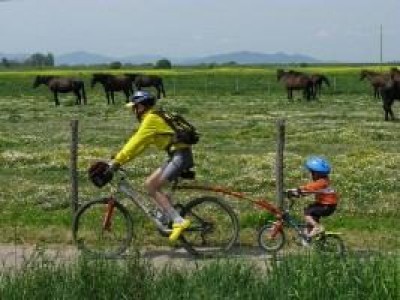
top-left (380, 78), bottom-right (400, 121)
top-left (124, 73), bottom-right (166, 99)
top-left (91, 73), bottom-right (133, 104)
top-left (360, 70), bottom-right (389, 99)
top-left (310, 74), bottom-right (330, 99)
top-left (33, 75), bottom-right (87, 106)
top-left (276, 69), bottom-right (313, 100)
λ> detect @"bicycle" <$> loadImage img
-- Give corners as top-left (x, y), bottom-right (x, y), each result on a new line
top-left (256, 191), bottom-right (345, 256)
top-left (72, 167), bottom-right (239, 258)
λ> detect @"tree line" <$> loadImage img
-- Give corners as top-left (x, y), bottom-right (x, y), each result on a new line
top-left (1, 52), bottom-right (55, 68)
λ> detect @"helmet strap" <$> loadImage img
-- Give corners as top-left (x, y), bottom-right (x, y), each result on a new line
top-left (134, 104), bottom-right (149, 121)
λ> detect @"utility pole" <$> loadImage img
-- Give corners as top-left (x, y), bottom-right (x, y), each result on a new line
top-left (380, 24), bottom-right (383, 71)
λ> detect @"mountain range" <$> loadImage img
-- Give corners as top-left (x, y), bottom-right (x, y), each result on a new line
top-left (0, 50), bottom-right (320, 66)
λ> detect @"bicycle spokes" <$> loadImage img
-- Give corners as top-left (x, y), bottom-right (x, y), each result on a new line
top-left (73, 198), bottom-right (133, 258)
top-left (180, 197), bottom-right (239, 256)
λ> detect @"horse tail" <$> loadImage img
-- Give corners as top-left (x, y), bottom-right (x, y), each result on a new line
top-left (81, 82), bottom-right (87, 104)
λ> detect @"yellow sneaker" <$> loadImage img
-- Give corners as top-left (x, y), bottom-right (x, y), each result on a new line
top-left (169, 219), bottom-right (191, 242)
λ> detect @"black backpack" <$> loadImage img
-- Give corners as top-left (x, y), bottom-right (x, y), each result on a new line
top-left (154, 110), bottom-right (200, 145)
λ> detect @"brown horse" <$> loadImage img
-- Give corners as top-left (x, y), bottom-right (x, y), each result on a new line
top-left (360, 70), bottom-right (390, 99)
top-left (33, 75), bottom-right (87, 106)
top-left (380, 76), bottom-right (400, 121)
top-left (277, 69), bottom-right (313, 100)
top-left (91, 73), bottom-right (133, 104)
top-left (390, 67), bottom-right (400, 81)
top-left (310, 74), bottom-right (330, 99)
top-left (124, 73), bottom-right (166, 99)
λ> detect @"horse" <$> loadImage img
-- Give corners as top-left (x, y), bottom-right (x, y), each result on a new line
top-left (91, 73), bottom-right (133, 104)
top-left (124, 73), bottom-right (166, 99)
top-left (33, 75), bottom-right (87, 106)
top-left (380, 78), bottom-right (400, 121)
top-left (310, 74), bottom-right (330, 99)
top-left (390, 67), bottom-right (400, 81)
top-left (360, 70), bottom-right (390, 99)
top-left (276, 69), bottom-right (313, 100)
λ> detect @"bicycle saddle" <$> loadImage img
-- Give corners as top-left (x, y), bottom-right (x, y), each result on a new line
top-left (179, 168), bottom-right (196, 180)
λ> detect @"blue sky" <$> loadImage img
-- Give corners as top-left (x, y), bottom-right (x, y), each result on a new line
top-left (0, 0), bottom-right (399, 62)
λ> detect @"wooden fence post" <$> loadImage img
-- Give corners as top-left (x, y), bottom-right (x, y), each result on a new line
top-left (276, 119), bottom-right (285, 209)
top-left (70, 120), bottom-right (79, 215)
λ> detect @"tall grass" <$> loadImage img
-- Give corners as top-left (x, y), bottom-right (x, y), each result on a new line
top-left (1, 253), bottom-right (398, 299)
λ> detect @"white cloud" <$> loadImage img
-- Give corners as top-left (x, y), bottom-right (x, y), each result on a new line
top-left (316, 29), bottom-right (330, 38)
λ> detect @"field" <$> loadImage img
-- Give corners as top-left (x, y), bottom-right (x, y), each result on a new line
top-left (0, 65), bottom-right (399, 253)
top-left (1, 65), bottom-right (399, 298)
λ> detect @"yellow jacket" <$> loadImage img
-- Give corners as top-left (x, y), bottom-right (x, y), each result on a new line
top-left (114, 109), bottom-right (184, 165)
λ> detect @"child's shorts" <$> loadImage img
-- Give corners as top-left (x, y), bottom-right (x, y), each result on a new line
top-left (304, 203), bottom-right (336, 222)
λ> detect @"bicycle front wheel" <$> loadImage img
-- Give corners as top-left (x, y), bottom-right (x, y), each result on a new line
top-left (179, 196), bottom-right (239, 257)
top-left (314, 233), bottom-right (345, 257)
top-left (257, 222), bottom-right (286, 253)
top-left (72, 198), bottom-right (133, 258)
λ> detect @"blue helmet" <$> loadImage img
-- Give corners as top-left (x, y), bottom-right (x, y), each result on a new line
top-left (305, 156), bottom-right (331, 175)
top-left (126, 91), bottom-right (155, 107)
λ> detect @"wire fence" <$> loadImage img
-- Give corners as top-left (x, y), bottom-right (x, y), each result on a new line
top-left (1, 114), bottom-right (398, 270)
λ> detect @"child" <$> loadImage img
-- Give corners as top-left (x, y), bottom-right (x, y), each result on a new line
top-left (288, 156), bottom-right (338, 238)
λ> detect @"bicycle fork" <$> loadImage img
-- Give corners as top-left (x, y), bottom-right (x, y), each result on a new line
top-left (270, 220), bottom-right (284, 238)
top-left (103, 197), bottom-right (116, 231)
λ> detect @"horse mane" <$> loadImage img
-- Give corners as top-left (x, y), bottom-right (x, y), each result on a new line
top-left (92, 73), bottom-right (114, 79)
top-left (288, 70), bottom-right (306, 76)
top-left (124, 73), bottom-right (140, 80)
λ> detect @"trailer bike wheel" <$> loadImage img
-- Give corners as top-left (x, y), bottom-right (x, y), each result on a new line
top-left (72, 198), bottom-right (133, 259)
top-left (179, 196), bottom-right (239, 257)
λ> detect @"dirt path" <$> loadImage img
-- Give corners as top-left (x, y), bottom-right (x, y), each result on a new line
top-left (0, 243), bottom-right (275, 271)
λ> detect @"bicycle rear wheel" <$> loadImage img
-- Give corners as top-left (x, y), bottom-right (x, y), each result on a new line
top-left (257, 222), bottom-right (286, 253)
top-left (72, 198), bottom-right (133, 258)
top-left (179, 196), bottom-right (239, 257)
top-left (314, 233), bottom-right (345, 257)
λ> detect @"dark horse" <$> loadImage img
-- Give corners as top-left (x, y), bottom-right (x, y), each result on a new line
top-left (125, 73), bottom-right (166, 99)
top-left (310, 74), bottom-right (330, 99)
top-left (360, 70), bottom-right (390, 99)
top-left (381, 78), bottom-right (400, 121)
top-left (277, 69), bottom-right (313, 100)
top-left (390, 67), bottom-right (400, 81)
top-left (33, 75), bottom-right (87, 106)
top-left (91, 73), bottom-right (133, 104)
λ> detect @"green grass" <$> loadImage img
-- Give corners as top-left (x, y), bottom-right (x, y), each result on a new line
top-left (0, 66), bottom-right (399, 251)
top-left (0, 253), bottom-right (398, 299)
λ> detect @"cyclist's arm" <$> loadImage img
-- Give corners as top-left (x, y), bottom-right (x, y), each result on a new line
top-left (113, 117), bottom-right (157, 165)
top-left (299, 179), bottom-right (328, 194)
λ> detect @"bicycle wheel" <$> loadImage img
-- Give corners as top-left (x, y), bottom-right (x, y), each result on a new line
top-left (179, 196), bottom-right (239, 257)
top-left (72, 198), bottom-right (133, 258)
top-left (257, 222), bottom-right (286, 252)
top-left (314, 233), bottom-right (345, 257)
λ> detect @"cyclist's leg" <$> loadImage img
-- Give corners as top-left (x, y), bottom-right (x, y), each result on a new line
top-left (304, 203), bottom-right (322, 237)
top-left (306, 204), bottom-right (336, 237)
top-left (145, 149), bottom-right (193, 241)
top-left (145, 168), bottom-right (173, 213)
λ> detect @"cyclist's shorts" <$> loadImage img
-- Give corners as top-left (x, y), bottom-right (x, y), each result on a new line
top-left (160, 148), bottom-right (194, 181)
top-left (304, 203), bottom-right (336, 222)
